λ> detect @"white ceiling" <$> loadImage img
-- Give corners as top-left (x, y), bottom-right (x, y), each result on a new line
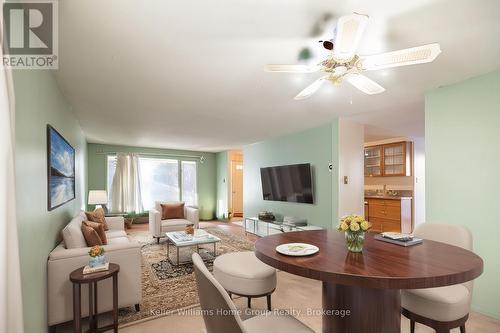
top-left (56, 0), bottom-right (500, 151)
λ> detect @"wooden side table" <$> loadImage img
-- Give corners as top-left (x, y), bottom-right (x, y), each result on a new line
top-left (70, 263), bottom-right (120, 333)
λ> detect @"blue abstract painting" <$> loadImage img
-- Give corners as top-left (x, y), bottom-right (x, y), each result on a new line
top-left (47, 125), bottom-right (75, 210)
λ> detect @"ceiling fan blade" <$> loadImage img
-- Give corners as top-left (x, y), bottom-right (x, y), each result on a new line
top-left (294, 76), bottom-right (328, 100)
top-left (333, 13), bottom-right (369, 63)
top-left (346, 73), bottom-right (385, 95)
top-left (264, 64), bottom-right (320, 73)
top-left (361, 43), bottom-right (441, 71)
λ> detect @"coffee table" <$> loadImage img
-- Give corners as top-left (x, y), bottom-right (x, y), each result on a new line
top-left (165, 230), bottom-right (221, 265)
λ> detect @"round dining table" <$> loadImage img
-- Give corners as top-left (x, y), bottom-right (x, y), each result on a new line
top-left (254, 230), bottom-right (483, 333)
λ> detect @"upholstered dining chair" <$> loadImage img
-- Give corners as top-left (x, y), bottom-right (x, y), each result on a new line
top-left (192, 253), bottom-right (315, 333)
top-left (402, 223), bottom-right (474, 333)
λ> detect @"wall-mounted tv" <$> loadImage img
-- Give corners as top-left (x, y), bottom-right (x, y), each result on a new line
top-left (260, 163), bottom-right (313, 204)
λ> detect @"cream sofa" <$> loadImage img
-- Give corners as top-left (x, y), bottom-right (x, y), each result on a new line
top-left (47, 212), bottom-right (142, 327)
top-left (149, 201), bottom-right (199, 243)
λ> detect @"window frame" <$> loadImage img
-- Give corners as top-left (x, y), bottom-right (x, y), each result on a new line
top-left (105, 154), bottom-right (199, 210)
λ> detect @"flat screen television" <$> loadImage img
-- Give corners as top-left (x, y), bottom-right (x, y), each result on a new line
top-left (260, 163), bottom-right (313, 204)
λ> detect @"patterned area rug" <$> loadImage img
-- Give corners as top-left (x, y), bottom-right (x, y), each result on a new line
top-left (118, 226), bottom-right (254, 324)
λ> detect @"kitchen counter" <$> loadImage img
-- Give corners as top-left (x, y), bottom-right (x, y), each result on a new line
top-left (365, 195), bottom-right (413, 200)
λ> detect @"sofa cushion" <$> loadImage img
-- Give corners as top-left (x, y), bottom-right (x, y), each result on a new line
top-left (85, 208), bottom-right (109, 230)
top-left (61, 213), bottom-right (87, 249)
top-left (161, 202), bottom-right (185, 220)
top-left (82, 221), bottom-right (107, 245)
top-left (161, 219), bottom-right (192, 228)
top-left (81, 224), bottom-right (103, 247)
top-left (105, 230), bottom-right (128, 239)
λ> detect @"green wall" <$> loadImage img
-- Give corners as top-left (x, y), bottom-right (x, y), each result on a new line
top-left (87, 143), bottom-right (217, 220)
top-left (425, 70), bottom-right (500, 319)
top-left (14, 71), bottom-right (87, 333)
top-left (215, 151), bottom-right (229, 219)
top-left (243, 122), bottom-right (339, 229)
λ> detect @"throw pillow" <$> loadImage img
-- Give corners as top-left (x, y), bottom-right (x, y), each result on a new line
top-left (161, 202), bottom-right (185, 220)
top-left (85, 207), bottom-right (109, 231)
top-left (81, 224), bottom-right (103, 247)
top-left (82, 221), bottom-right (108, 245)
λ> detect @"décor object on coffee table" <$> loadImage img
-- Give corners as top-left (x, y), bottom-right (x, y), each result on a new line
top-left (185, 224), bottom-right (194, 235)
top-left (336, 214), bottom-right (371, 252)
top-left (70, 263), bottom-right (120, 333)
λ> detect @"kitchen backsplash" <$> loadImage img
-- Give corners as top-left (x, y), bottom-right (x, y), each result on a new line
top-left (365, 184), bottom-right (413, 197)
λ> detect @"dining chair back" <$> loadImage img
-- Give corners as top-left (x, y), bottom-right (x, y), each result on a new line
top-left (403, 223), bottom-right (475, 333)
top-left (192, 253), bottom-right (246, 333)
top-left (414, 223), bottom-right (473, 291)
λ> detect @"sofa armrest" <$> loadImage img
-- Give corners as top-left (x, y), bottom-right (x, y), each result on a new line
top-left (149, 209), bottom-right (162, 237)
top-left (105, 216), bottom-right (125, 231)
top-left (49, 241), bottom-right (141, 261)
top-left (186, 206), bottom-right (199, 228)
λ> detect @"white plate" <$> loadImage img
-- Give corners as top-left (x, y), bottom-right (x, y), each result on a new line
top-left (276, 243), bottom-right (319, 256)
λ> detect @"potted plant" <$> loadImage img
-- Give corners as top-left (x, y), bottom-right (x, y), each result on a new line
top-left (337, 215), bottom-right (371, 252)
top-left (88, 245), bottom-right (106, 267)
top-left (124, 211), bottom-right (148, 229)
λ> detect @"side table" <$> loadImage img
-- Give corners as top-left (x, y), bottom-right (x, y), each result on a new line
top-left (70, 263), bottom-right (120, 333)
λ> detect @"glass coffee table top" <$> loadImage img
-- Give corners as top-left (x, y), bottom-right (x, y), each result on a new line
top-left (165, 229), bottom-right (221, 265)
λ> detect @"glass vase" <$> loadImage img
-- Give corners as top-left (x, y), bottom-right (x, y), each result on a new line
top-left (89, 254), bottom-right (106, 268)
top-left (345, 230), bottom-right (365, 252)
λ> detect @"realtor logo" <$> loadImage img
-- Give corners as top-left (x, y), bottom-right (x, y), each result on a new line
top-left (2, 0), bottom-right (58, 69)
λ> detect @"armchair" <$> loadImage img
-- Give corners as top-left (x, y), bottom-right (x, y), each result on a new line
top-left (149, 202), bottom-right (199, 243)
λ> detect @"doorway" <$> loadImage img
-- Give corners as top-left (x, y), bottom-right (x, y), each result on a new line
top-left (229, 151), bottom-right (243, 218)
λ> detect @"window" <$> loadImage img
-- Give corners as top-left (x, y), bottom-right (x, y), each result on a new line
top-left (139, 158), bottom-right (179, 210)
top-left (106, 156), bottom-right (198, 211)
top-left (181, 161), bottom-right (198, 206)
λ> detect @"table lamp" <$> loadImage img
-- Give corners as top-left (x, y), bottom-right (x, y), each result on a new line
top-left (88, 190), bottom-right (108, 213)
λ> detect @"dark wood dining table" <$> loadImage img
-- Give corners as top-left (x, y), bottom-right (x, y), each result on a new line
top-left (254, 230), bottom-right (483, 333)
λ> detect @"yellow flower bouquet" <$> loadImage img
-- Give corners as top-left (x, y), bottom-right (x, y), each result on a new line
top-left (337, 215), bottom-right (371, 252)
top-left (88, 245), bottom-right (105, 257)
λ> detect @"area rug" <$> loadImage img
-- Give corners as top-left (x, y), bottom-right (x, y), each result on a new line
top-left (118, 226), bottom-right (255, 325)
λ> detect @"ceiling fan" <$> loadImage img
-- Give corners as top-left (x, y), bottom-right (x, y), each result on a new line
top-left (265, 13), bottom-right (441, 100)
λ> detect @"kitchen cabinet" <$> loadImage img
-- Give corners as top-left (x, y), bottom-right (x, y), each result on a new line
top-left (366, 197), bottom-right (412, 233)
top-left (364, 141), bottom-right (412, 177)
top-left (364, 146), bottom-right (382, 176)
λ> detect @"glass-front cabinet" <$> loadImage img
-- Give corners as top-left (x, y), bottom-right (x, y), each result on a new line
top-left (383, 143), bottom-right (405, 176)
top-left (364, 141), bottom-right (412, 177)
top-left (364, 146), bottom-right (382, 176)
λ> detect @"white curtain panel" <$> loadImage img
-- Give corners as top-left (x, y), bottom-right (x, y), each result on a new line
top-left (110, 154), bottom-right (143, 213)
top-left (0, 32), bottom-right (25, 333)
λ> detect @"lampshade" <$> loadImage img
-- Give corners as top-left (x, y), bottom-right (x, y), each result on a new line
top-left (88, 190), bottom-right (108, 205)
